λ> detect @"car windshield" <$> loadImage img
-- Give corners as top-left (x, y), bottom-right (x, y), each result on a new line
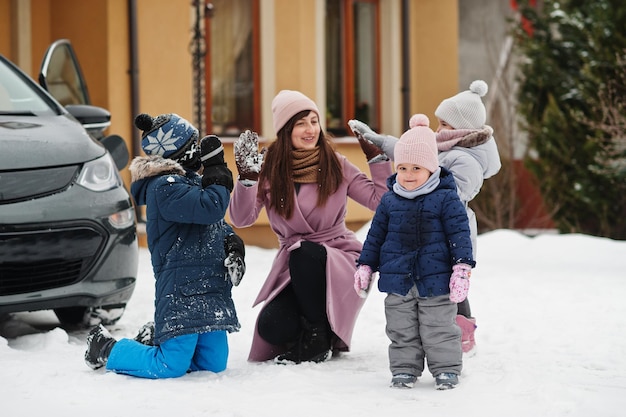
top-left (0, 59), bottom-right (57, 116)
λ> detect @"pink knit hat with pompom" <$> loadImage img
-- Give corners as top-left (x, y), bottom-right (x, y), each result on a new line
top-left (271, 90), bottom-right (320, 135)
top-left (394, 114), bottom-right (439, 173)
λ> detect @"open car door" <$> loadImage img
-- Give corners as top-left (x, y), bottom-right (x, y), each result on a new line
top-left (38, 39), bottom-right (129, 170)
top-left (39, 39), bottom-right (91, 106)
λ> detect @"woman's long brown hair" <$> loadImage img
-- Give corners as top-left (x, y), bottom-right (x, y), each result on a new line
top-left (259, 110), bottom-right (343, 219)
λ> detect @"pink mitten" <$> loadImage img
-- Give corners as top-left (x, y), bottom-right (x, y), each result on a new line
top-left (449, 263), bottom-right (472, 303)
top-left (354, 265), bottom-right (373, 298)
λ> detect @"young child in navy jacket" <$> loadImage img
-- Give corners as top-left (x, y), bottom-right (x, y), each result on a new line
top-left (354, 114), bottom-right (475, 390)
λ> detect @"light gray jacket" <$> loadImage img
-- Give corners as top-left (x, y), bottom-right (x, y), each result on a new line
top-left (438, 136), bottom-right (501, 254)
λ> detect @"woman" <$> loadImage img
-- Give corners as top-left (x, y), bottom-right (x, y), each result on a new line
top-left (229, 90), bottom-right (391, 364)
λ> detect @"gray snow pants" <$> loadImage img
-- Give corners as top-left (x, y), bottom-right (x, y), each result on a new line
top-left (385, 286), bottom-right (462, 378)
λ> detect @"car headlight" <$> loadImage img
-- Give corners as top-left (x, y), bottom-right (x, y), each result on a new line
top-left (76, 153), bottom-right (122, 191)
top-left (108, 207), bottom-right (136, 229)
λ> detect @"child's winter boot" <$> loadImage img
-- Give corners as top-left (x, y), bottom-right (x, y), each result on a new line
top-left (391, 373), bottom-right (417, 389)
top-left (84, 324), bottom-right (117, 369)
top-left (435, 372), bottom-right (459, 390)
top-left (456, 315), bottom-right (477, 354)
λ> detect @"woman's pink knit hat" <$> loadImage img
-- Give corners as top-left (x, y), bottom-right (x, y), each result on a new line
top-left (271, 90), bottom-right (320, 135)
top-left (394, 114), bottom-right (439, 173)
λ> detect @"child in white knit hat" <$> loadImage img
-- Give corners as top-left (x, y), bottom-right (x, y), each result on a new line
top-left (433, 81), bottom-right (501, 354)
top-left (354, 114), bottom-right (475, 390)
top-left (349, 80), bottom-right (501, 355)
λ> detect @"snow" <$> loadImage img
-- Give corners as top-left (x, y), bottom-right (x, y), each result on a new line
top-left (2, 228), bottom-right (625, 416)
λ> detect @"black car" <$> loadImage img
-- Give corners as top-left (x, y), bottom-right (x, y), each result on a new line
top-left (0, 40), bottom-right (138, 327)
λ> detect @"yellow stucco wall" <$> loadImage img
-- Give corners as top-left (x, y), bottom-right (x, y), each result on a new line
top-left (0, 0), bottom-right (12, 57)
top-left (411, 0), bottom-right (459, 125)
top-left (272, 0), bottom-right (319, 102)
top-left (133, 0), bottom-right (194, 119)
top-left (105, 0), bottom-right (132, 181)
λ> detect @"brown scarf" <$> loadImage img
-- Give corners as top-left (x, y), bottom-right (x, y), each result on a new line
top-left (292, 147), bottom-right (321, 183)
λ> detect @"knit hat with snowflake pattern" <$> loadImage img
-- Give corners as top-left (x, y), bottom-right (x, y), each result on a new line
top-left (134, 113), bottom-right (200, 168)
top-left (435, 80), bottom-right (488, 129)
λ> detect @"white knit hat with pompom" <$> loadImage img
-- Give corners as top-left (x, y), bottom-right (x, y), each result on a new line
top-left (434, 80), bottom-right (488, 129)
top-left (394, 114), bottom-right (439, 173)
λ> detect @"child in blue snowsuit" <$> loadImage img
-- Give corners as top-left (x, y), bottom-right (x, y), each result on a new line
top-left (354, 115), bottom-right (475, 390)
top-left (84, 113), bottom-right (244, 379)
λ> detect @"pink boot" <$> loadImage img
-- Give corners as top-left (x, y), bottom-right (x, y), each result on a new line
top-left (456, 315), bottom-right (477, 354)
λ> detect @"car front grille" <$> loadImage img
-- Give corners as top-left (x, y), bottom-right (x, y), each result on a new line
top-left (0, 225), bottom-right (105, 296)
top-left (0, 259), bottom-right (84, 295)
top-left (0, 165), bottom-right (79, 204)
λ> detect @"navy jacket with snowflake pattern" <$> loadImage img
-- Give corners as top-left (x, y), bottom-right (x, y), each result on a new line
top-left (129, 155), bottom-right (240, 345)
top-left (358, 167), bottom-right (475, 297)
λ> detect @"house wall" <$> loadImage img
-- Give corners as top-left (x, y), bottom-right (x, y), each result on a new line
top-left (0, 1), bottom-right (10, 56)
top-left (410, 0), bottom-right (459, 126)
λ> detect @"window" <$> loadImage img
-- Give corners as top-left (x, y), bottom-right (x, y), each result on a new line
top-left (206, 0), bottom-right (260, 136)
top-left (325, 0), bottom-right (380, 136)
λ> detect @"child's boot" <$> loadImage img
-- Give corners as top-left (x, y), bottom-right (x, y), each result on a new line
top-left (456, 315), bottom-right (477, 354)
top-left (435, 372), bottom-right (459, 390)
top-left (84, 324), bottom-right (117, 369)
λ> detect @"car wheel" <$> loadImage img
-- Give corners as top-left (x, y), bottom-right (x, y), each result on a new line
top-left (54, 304), bottom-right (126, 327)
top-left (54, 306), bottom-right (89, 325)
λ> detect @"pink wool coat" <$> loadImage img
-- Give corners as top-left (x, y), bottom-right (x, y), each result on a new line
top-left (229, 154), bottom-right (391, 361)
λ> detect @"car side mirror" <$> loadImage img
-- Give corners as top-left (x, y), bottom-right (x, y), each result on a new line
top-left (65, 104), bottom-right (111, 139)
top-left (100, 134), bottom-right (130, 171)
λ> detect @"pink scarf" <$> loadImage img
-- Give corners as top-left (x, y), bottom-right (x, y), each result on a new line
top-left (436, 125), bottom-right (494, 151)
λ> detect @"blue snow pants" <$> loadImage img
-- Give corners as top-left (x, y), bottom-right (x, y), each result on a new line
top-left (106, 330), bottom-right (228, 379)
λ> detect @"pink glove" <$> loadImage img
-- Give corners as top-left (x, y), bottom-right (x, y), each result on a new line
top-left (449, 263), bottom-right (472, 303)
top-left (354, 265), bottom-right (373, 298)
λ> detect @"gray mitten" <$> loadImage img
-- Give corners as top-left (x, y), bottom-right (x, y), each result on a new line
top-left (348, 119), bottom-right (399, 160)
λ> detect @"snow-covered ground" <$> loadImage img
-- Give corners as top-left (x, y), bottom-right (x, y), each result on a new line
top-left (2, 228), bottom-right (625, 417)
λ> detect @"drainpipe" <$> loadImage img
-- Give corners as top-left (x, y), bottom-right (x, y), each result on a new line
top-left (128, 0), bottom-right (143, 223)
top-left (401, 0), bottom-right (410, 125)
top-left (128, 0), bottom-right (140, 158)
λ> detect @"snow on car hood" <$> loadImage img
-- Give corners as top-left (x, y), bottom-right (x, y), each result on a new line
top-left (0, 113), bottom-right (105, 170)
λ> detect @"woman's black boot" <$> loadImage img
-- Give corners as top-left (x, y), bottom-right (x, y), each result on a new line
top-left (275, 319), bottom-right (332, 365)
